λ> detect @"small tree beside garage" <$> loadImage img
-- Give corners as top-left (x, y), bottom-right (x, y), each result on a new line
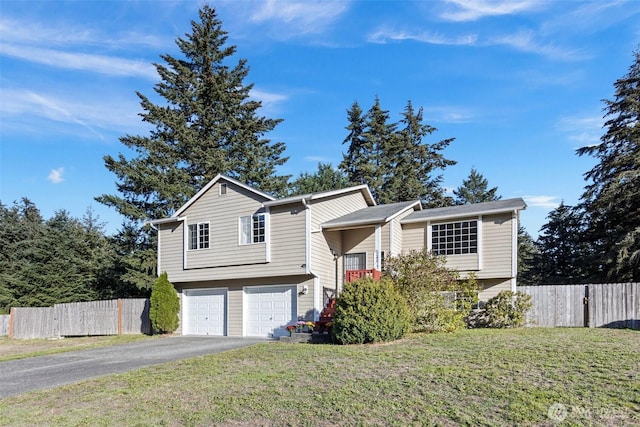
top-left (150, 272), bottom-right (180, 334)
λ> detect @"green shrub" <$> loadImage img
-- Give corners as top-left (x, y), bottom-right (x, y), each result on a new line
top-left (332, 277), bottom-right (411, 345)
top-left (384, 249), bottom-right (480, 333)
top-left (483, 290), bottom-right (532, 328)
top-left (149, 272), bottom-right (180, 334)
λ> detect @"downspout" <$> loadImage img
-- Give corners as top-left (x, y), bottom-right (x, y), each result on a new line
top-left (301, 197), bottom-right (321, 320)
top-left (145, 221), bottom-right (160, 276)
top-left (511, 209), bottom-right (519, 293)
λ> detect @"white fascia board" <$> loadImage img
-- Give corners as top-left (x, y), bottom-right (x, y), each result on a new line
top-left (402, 207), bottom-right (524, 224)
top-left (174, 174), bottom-right (275, 217)
top-left (264, 185), bottom-right (376, 208)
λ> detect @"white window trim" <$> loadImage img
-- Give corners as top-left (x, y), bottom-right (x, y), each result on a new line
top-left (239, 213), bottom-right (267, 246)
top-left (430, 219), bottom-right (479, 257)
top-left (187, 221), bottom-right (210, 251)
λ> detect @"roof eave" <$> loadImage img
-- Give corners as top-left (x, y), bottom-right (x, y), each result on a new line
top-left (401, 205), bottom-right (526, 224)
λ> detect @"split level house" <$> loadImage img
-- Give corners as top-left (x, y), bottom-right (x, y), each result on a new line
top-left (149, 174), bottom-right (526, 338)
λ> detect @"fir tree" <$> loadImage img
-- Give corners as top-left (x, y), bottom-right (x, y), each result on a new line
top-left (340, 101), bottom-right (372, 189)
top-left (577, 48), bottom-right (640, 281)
top-left (97, 5), bottom-right (289, 224)
top-left (453, 167), bottom-right (500, 205)
top-left (289, 163), bottom-right (349, 195)
top-left (533, 203), bottom-right (592, 284)
top-left (390, 101), bottom-right (456, 207)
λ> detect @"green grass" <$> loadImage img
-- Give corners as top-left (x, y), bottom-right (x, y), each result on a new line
top-left (0, 328), bottom-right (638, 426)
top-left (0, 335), bottom-right (154, 362)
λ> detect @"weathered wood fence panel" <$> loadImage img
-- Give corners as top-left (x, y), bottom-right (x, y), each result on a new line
top-left (58, 300), bottom-right (118, 336)
top-left (10, 307), bottom-right (57, 339)
top-left (589, 282), bottom-right (639, 329)
top-left (8, 299), bottom-right (151, 339)
top-left (120, 298), bottom-right (151, 335)
top-left (0, 314), bottom-right (11, 337)
top-left (520, 283), bottom-right (639, 330)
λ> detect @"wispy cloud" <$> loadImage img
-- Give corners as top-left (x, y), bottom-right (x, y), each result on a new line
top-left (489, 30), bottom-right (587, 61)
top-left (0, 44), bottom-right (157, 79)
top-left (0, 17), bottom-right (167, 49)
top-left (249, 0), bottom-right (350, 38)
top-left (48, 168), bottom-right (64, 184)
top-left (368, 27), bottom-right (477, 45)
top-left (440, 0), bottom-right (545, 22)
top-left (557, 115), bottom-right (604, 147)
top-left (304, 156), bottom-right (331, 163)
top-left (251, 88), bottom-right (288, 112)
top-left (0, 88), bottom-right (144, 136)
top-left (423, 106), bottom-right (476, 123)
top-left (523, 195), bottom-right (560, 209)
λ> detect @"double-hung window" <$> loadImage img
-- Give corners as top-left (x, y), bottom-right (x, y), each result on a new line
top-left (188, 223), bottom-right (209, 250)
top-left (240, 213), bottom-right (266, 244)
top-left (431, 220), bottom-right (477, 256)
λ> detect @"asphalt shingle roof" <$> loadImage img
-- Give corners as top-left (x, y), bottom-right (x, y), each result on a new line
top-left (322, 201), bottom-right (420, 229)
top-left (402, 198), bottom-right (526, 223)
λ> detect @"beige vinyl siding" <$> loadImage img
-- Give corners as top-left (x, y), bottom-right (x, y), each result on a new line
top-left (175, 275), bottom-right (313, 337)
top-left (184, 181), bottom-right (266, 269)
top-left (401, 222), bottom-right (427, 252)
top-left (478, 213), bottom-right (514, 279)
top-left (162, 191), bottom-right (307, 283)
top-left (266, 204), bottom-right (307, 276)
top-left (311, 229), bottom-right (342, 297)
top-left (309, 190), bottom-right (369, 298)
top-left (388, 210), bottom-right (413, 256)
top-left (310, 191), bottom-right (370, 230)
top-left (158, 221), bottom-right (184, 276)
top-left (343, 227), bottom-right (376, 270)
top-left (478, 278), bottom-right (512, 302)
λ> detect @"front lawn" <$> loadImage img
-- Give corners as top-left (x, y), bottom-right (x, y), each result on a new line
top-left (0, 328), bottom-right (638, 426)
top-left (0, 335), bottom-right (154, 362)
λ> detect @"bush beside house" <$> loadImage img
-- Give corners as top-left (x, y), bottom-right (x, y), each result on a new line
top-left (149, 272), bottom-right (180, 334)
top-left (332, 277), bottom-right (411, 345)
top-left (384, 249), bottom-right (480, 333)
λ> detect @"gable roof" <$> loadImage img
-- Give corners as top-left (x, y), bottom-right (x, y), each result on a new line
top-left (263, 185), bottom-right (376, 208)
top-left (402, 198), bottom-right (526, 224)
top-left (171, 174), bottom-right (275, 218)
top-left (322, 200), bottom-right (421, 230)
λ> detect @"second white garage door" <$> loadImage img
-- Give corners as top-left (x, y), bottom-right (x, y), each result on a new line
top-left (183, 288), bottom-right (227, 336)
top-left (244, 285), bottom-right (296, 338)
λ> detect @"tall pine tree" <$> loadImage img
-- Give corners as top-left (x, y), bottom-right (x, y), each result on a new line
top-left (453, 167), bottom-right (500, 205)
top-left (577, 48), bottom-right (640, 281)
top-left (340, 98), bottom-right (455, 206)
top-left (392, 101), bottom-right (455, 207)
top-left (97, 5), bottom-right (289, 224)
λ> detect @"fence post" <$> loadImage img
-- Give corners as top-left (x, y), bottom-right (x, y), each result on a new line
top-left (8, 307), bottom-right (14, 338)
top-left (117, 299), bottom-right (123, 335)
top-left (583, 285), bottom-right (590, 328)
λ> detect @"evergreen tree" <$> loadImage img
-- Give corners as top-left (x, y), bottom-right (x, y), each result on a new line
top-left (390, 101), bottom-right (456, 207)
top-left (533, 203), bottom-right (592, 284)
top-left (149, 272), bottom-right (180, 334)
top-left (517, 226), bottom-right (540, 286)
top-left (97, 5), bottom-right (289, 224)
top-left (340, 101), bottom-right (370, 189)
top-left (340, 98), bottom-right (455, 206)
top-left (454, 167), bottom-right (500, 205)
top-left (577, 48), bottom-right (640, 281)
top-left (289, 163), bottom-right (349, 195)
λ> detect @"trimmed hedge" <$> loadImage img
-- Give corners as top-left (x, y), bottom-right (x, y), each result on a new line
top-left (149, 272), bottom-right (180, 334)
top-left (332, 277), bottom-right (411, 345)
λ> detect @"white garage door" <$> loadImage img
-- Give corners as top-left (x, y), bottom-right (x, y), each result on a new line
top-left (183, 288), bottom-right (227, 336)
top-left (245, 286), bottom-right (296, 338)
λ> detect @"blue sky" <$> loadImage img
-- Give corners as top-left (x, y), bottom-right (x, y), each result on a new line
top-left (1, 0), bottom-right (639, 237)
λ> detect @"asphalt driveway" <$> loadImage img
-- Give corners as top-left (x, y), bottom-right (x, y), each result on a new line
top-left (0, 336), bottom-right (265, 398)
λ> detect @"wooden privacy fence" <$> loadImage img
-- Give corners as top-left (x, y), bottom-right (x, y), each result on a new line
top-left (0, 314), bottom-right (9, 336)
top-left (520, 283), bottom-right (640, 330)
top-left (6, 298), bottom-right (151, 339)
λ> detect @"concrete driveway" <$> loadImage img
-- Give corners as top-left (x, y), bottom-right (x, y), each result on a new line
top-left (0, 336), bottom-right (265, 398)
